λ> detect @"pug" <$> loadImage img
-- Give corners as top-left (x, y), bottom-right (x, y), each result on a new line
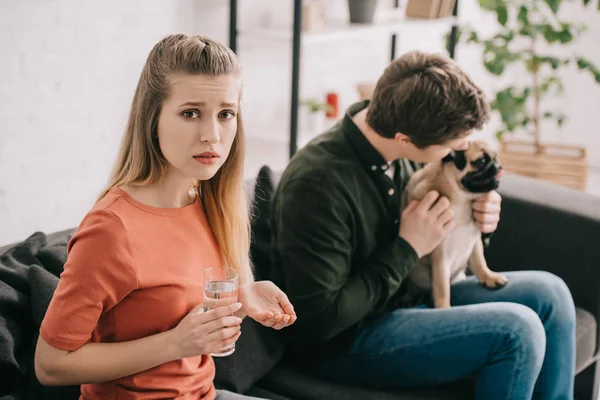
top-left (400, 140), bottom-right (508, 309)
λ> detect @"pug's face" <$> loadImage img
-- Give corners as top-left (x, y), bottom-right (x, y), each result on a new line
top-left (442, 140), bottom-right (503, 193)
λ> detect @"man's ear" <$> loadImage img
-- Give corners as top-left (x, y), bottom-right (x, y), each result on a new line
top-left (394, 132), bottom-right (412, 144)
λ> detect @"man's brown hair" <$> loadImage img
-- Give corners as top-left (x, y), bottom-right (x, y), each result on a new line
top-left (366, 51), bottom-right (490, 148)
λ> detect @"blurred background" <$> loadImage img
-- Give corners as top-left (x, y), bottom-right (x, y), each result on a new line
top-left (1, 0), bottom-right (599, 246)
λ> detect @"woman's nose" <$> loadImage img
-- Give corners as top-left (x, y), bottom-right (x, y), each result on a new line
top-left (199, 119), bottom-right (220, 144)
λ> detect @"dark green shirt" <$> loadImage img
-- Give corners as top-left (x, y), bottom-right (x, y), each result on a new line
top-left (270, 101), bottom-right (421, 362)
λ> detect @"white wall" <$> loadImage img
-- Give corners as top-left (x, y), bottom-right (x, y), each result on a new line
top-left (1, 0), bottom-right (599, 246)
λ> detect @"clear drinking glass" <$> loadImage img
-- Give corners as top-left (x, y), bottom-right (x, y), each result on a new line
top-left (203, 266), bottom-right (239, 357)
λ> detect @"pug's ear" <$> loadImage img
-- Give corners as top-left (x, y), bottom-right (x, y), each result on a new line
top-left (442, 152), bottom-right (455, 164)
top-left (443, 151), bottom-right (467, 170)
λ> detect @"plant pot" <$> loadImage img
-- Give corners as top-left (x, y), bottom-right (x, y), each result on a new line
top-left (348, 0), bottom-right (379, 24)
top-left (498, 139), bottom-right (588, 190)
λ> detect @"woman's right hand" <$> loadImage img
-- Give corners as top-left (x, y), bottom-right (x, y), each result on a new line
top-left (170, 302), bottom-right (243, 359)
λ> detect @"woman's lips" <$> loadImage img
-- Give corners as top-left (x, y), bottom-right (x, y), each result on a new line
top-left (193, 152), bottom-right (220, 165)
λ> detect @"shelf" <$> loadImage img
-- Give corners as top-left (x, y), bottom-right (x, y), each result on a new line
top-left (240, 9), bottom-right (458, 45)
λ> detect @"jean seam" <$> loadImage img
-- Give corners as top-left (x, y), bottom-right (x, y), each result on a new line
top-left (353, 328), bottom-right (518, 357)
top-left (504, 331), bottom-right (517, 400)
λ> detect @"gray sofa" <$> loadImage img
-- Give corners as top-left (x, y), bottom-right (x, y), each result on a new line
top-left (1, 171), bottom-right (599, 400)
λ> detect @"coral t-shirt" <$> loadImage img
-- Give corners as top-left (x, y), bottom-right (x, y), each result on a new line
top-left (40, 188), bottom-right (223, 399)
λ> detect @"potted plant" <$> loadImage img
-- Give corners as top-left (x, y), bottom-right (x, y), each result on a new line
top-left (348, 0), bottom-right (379, 24)
top-left (300, 98), bottom-right (335, 146)
top-left (458, 0), bottom-right (600, 190)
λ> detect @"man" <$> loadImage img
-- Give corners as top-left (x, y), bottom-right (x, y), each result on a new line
top-left (270, 51), bottom-right (575, 399)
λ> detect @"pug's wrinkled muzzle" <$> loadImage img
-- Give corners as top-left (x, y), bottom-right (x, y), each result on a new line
top-left (461, 157), bottom-right (503, 193)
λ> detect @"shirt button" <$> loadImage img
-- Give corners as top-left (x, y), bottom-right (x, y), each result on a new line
top-left (388, 188), bottom-right (395, 195)
top-left (371, 165), bottom-right (377, 171)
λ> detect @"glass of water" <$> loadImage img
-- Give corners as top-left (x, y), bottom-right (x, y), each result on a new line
top-left (203, 266), bottom-right (239, 357)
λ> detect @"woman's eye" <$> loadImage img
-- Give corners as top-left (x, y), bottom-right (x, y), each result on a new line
top-left (219, 110), bottom-right (235, 120)
top-left (182, 110), bottom-right (199, 119)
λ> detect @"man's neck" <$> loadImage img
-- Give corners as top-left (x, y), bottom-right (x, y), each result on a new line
top-left (352, 107), bottom-right (400, 162)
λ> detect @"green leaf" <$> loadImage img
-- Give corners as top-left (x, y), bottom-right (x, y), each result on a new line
top-left (557, 115), bottom-right (566, 127)
top-left (544, 0), bottom-right (562, 13)
top-left (492, 87), bottom-right (530, 134)
top-left (520, 25), bottom-right (534, 37)
top-left (542, 25), bottom-right (559, 43)
top-left (517, 6), bottom-right (529, 25)
top-left (574, 57), bottom-right (600, 82)
top-left (540, 76), bottom-right (563, 95)
top-left (558, 25), bottom-right (574, 43)
top-left (479, 0), bottom-right (498, 11)
top-left (543, 111), bottom-right (554, 119)
top-left (577, 58), bottom-right (590, 69)
top-left (545, 57), bottom-right (560, 69)
top-left (540, 82), bottom-right (550, 93)
top-left (583, 0), bottom-right (591, 5)
top-left (497, 5), bottom-right (508, 26)
top-left (495, 130), bottom-right (506, 141)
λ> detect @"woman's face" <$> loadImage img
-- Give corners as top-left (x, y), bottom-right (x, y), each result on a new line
top-left (157, 73), bottom-right (241, 182)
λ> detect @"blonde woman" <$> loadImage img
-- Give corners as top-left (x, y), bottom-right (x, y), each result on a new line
top-left (33, 34), bottom-right (296, 400)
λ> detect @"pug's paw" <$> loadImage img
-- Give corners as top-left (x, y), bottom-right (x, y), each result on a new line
top-left (480, 272), bottom-right (508, 289)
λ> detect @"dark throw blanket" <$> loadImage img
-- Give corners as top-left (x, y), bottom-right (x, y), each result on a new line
top-left (0, 232), bottom-right (80, 400)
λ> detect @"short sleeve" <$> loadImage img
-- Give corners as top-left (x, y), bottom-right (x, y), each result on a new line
top-left (40, 208), bottom-right (138, 351)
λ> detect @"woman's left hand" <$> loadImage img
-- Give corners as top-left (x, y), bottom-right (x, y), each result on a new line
top-left (239, 281), bottom-right (297, 330)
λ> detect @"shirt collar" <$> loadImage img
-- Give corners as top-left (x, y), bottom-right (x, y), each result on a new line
top-left (343, 100), bottom-right (393, 176)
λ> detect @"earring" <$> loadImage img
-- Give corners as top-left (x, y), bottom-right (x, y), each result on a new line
top-left (188, 185), bottom-right (198, 199)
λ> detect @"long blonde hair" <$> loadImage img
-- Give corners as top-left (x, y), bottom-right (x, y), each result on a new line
top-left (99, 34), bottom-right (253, 285)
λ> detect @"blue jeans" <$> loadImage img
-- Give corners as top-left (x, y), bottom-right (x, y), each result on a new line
top-left (312, 271), bottom-right (576, 400)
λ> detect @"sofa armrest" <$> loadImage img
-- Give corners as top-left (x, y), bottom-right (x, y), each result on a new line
top-left (485, 173), bottom-right (600, 349)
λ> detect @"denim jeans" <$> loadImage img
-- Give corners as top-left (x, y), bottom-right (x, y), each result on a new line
top-left (312, 271), bottom-right (576, 400)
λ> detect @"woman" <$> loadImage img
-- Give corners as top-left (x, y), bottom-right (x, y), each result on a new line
top-left (34, 34), bottom-right (296, 400)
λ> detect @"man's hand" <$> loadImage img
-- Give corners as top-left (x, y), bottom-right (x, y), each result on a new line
top-left (472, 191), bottom-right (502, 233)
top-left (399, 191), bottom-right (455, 258)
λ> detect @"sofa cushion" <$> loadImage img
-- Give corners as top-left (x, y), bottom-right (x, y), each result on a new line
top-left (214, 166), bottom-right (287, 393)
top-left (575, 307), bottom-right (597, 374)
top-left (257, 364), bottom-right (473, 400)
top-left (213, 317), bottom-right (285, 394)
top-left (246, 385), bottom-right (292, 400)
top-left (249, 165), bottom-right (277, 281)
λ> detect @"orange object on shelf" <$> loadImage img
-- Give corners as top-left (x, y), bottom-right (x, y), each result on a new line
top-left (326, 92), bottom-right (338, 119)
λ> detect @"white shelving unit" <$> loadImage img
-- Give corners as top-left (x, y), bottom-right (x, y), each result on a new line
top-left (230, 0), bottom-right (461, 158)
top-left (241, 10), bottom-right (458, 45)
